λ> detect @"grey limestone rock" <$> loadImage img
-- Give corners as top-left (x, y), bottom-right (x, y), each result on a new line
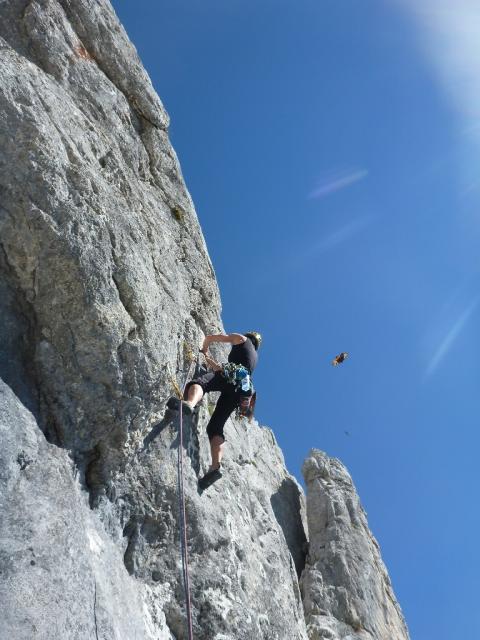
top-left (0, 1), bottom-right (308, 637)
top-left (300, 450), bottom-right (409, 640)
top-left (119, 407), bottom-right (308, 640)
top-left (0, 374), bottom-right (308, 640)
top-left (0, 0), bottom-right (220, 459)
top-left (0, 377), bottom-right (174, 640)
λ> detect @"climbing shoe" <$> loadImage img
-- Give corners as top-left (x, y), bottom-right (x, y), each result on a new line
top-left (180, 401), bottom-right (194, 415)
top-left (166, 398), bottom-right (194, 415)
top-left (166, 396), bottom-right (180, 411)
top-left (198, 465), bottom-right (222, 490)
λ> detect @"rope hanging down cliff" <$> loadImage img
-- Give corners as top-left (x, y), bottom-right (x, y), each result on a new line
top-left (177, 356), bottom-right (196, 640)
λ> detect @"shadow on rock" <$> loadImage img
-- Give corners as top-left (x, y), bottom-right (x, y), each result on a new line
top-left (141, 412), bottom-right (174, 451)
top-left (144, 409), bottom-right (201, 477)
top-left (270, 477), bottom-right (308, 577)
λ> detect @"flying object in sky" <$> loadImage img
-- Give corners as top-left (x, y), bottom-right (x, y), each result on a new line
top-left (331, 352), bottom-right (348, 367)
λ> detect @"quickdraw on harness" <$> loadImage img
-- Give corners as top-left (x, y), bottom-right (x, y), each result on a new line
top-left (221, 362), bottom-right (252, 392)
top-left (221, 363), bottom-right (256, 420)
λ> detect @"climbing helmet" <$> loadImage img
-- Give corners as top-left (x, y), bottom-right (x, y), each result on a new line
top-left (245, 331), bottom-right (262, 349)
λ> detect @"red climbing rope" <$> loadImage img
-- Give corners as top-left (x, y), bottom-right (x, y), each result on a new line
top-left (177, 359), bottom-right (196, 640)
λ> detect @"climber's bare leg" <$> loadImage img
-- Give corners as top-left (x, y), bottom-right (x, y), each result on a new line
top-left (209, 436), bottom-right (224, 471)
top-left (185, 383), bottom-right (203, 407)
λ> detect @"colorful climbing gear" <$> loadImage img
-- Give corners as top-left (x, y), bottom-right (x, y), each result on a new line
top-left (221, 362), bottom-right (253, 393)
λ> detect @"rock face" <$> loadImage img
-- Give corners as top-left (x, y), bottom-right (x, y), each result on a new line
top-left (0, 0), bottom-right (221, 455)
top-left (0, 2), bottom-right (409, 639)
top-left (0, 378), bottom-right (173, 640)
top-left (0, 374), bottom-right (307, 640)
top-left (301, 451), bottom-right (409, 640)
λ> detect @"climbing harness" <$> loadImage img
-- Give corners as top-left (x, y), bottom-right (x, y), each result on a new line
top-left (221, 362), bottom-right (253, 393)
top-left (221, 363), bottom-right (256, 420)
top-left (176, 353), bottom-right (196, 640)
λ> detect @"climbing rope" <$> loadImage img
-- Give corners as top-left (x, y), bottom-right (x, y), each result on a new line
top-left (176, 353), bottom-right (196, 640)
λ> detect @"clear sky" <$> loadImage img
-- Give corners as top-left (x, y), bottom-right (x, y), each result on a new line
top-left (112, 2), bottom-right (480, 638)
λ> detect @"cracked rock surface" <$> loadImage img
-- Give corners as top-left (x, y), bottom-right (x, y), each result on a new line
top-left (0, 0), bottom-right (219, 456)
top-left (0, 378), bottom-right (174, 640)
top-left (0, 2), bottom-right (307, 637)
top-left (0, 2), bottom-right (409, 639)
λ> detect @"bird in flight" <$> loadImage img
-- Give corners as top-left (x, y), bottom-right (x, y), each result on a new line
top-left (331, 352), bottom-right (348, 366)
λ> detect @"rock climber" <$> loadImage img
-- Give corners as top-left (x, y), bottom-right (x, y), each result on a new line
top-left (170, 331), bottom-right (261, 488)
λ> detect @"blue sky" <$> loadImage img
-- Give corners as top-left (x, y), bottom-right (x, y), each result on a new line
top-left (112, 2), bottom-right (480, 638)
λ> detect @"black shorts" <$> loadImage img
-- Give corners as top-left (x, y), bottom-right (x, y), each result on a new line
top-left (185, 371), bottom-right (240, 441)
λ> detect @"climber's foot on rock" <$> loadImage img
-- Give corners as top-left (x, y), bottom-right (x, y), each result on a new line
top-left (181, 400), bottom-right (195, 415)
top-left (166, 396), bottom-right (180, 411)
top-left (166, 398), bottom-right (195, 415)
top-left (198, 464), bottom-right (222, 491)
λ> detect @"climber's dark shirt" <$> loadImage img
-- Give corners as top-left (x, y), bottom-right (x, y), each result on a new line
top-left (228, 337), bottom-right (257, 374)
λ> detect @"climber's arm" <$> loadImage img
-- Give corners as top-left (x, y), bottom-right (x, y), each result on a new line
top-left (203, 353), bottom-right (222, 372)
top-left (200, 333), bottom-right (246, 354)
